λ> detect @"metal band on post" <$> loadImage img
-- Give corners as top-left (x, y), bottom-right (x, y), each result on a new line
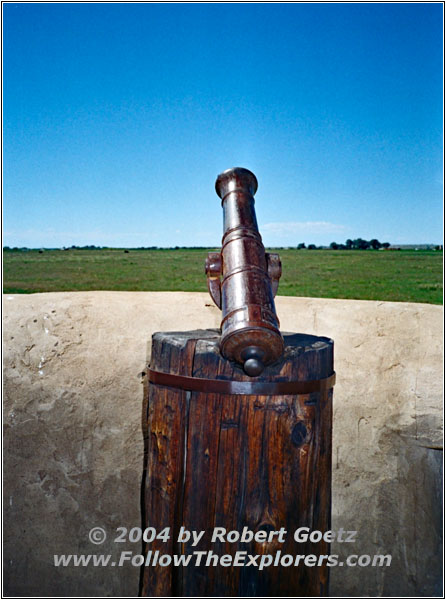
top-left (147, 368), bottom-right (336, 396)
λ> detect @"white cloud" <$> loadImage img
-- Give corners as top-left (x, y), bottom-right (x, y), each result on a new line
top-left (262, 221), bottom-right (347, 234)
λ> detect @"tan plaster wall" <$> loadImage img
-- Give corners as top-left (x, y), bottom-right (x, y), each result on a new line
top-left (3, 292), bottom-right (442, 597)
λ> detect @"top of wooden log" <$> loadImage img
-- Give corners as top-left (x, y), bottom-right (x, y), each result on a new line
top-left (152, 329), bottom-right (332, 352)
top-left (151, 329), bottom-right (333, 382)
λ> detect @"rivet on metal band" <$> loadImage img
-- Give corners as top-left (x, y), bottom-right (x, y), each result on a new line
top-left (147, 369), bottom-right (336, 396)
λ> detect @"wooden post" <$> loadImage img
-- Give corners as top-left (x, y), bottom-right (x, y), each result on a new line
top-left (141, 329), bottom-right (334, 597)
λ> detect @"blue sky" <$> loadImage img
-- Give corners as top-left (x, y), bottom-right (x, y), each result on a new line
top-left (4, 2), bottom-right (443, 248)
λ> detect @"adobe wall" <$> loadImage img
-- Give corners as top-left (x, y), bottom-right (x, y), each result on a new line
top-left (3, 292), bottom-right (442, 596)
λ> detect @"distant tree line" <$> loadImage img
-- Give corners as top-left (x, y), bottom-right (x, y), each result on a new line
top-left (294, 238), bottom-right (389, 250)
top-left (2, 245), bottom-right (214, 251)
top-left (3, 241), bottom-right (443, 252)
top-left (329, 238), bottom-right (390, 250)
top-left (2, 245), bottom-right (110, 251)
top-left (297, 243), bottom-right (321, 250)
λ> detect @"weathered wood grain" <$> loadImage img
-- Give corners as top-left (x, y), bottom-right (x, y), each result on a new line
top-left (142, 329), bottom-right (333, 597)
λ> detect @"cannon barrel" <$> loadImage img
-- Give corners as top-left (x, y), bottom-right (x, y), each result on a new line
top-left (205, 167), bottom-right (284, 376)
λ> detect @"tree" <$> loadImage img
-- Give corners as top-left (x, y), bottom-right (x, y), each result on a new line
top-left (308, 244), bottom-right (316, 250)
top-left (330, 242), bottom-right (339, 250)
top-left (297, 243), bottom-right (306, 249)
top-left (352, 238), bottom-right (370, 250)
top-left (382, 242), bottom-right (390, 249)
top-left (369, 239), bottom-right (381, 250)
top-left (345, 239), bottom-right (353, 249)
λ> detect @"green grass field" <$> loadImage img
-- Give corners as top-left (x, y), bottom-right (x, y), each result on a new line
top-left (3, 248), bottom-right (443, 304)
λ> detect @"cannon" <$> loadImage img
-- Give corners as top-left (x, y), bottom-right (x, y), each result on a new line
top-left (205, 167), bottom-right (284, 376)
top-left (143, 168), bottom-right (335, 597)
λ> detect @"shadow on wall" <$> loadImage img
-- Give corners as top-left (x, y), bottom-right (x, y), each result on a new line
top-left (330, 422), bottom-right (443, 597)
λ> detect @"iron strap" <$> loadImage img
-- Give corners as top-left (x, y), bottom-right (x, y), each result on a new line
top-left (147, 369), bottom-right (336, 396)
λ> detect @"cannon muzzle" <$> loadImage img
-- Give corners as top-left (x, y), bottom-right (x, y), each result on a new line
top-left (205, 167), bottom-right (284, 376)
